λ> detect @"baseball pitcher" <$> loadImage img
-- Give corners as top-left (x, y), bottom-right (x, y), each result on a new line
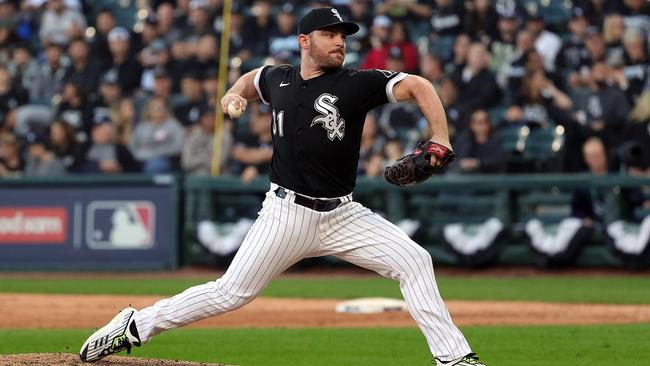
top-left (80, 7), bottom-right (484, 366)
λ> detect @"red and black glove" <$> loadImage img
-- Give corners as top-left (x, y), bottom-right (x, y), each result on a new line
top-left (384, 141), bottom-right (455, 187)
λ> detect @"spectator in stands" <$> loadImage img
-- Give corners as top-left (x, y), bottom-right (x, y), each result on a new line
top-left (6, 44), bottom-right (38, 92)
top-left (506, 69), bottom-right (573, 127)
top-left (463, 0), bottom-right (499, 42)
top-left (38, 0), bottom-right (86, 46)
top-left (386, 21), bottom-right (419, 73)
top-left (0, 133), bottom-right (23, 177)
top-left (383, 136), bottom-right (405, 165)
top-left (56, 81), bottom-right (93, 141)
top-left (28, 42), bottom-right (67, 103)
top-left (268, 3), bottom-right (300, 64)
top-left (385, 46), bottom-right (407, 73)
top-left (429, 0), bottom-right (464, 39)
top-left (89, 8), bottom-right (116, 63)
top-left (556, 8), bottom-right (590, 74)
top-left (567, 28), bottom-right (608, 90)
top-left (130, 96), bottom-right (184, 174)
top-left (241, 0), bottom-right (275, 57)
top-left (0, 0), bottom-right (16, 25)
top-left (201, 69), bottom-right (218, 109)
top-left (64, 38), bottom-right (104, 101)
top-left (139, 40), bottom-right (175, 94)
top-left (420, 52), bottom-right (445, 89)
top-left (445, 33), bottom-right (470, 75)
top-left (621, 0), bottom-right (650, 35)
top-left (603, 14), bottom-right (626, 64)
top-left (0, 66), bottom-right (28, 130)
top-left (451, 42), bottom-right (502, 124)
top-left (345, 0), bottom-right (374, 56)
top-left (187, 0), bottom-right (215, 40)
top-left (489, 9), bottom-right (518, 74)
top-left (573, 61), bottom-right (631, 151)
top-left (49, 119), bottom-right (86, 172)
top-left (437, 76), bottom-right (462, 134)
top-left (525, 9), bottom-right (562, 72)
top-left (226, 3), bottom-right (249, 61)
top-left (230, 103), bottom-right (272, 184)
top-left (115, 97), bottom-right (135, 146)
top-left (24, 131), bottom-right (65, 177)
top-left (135, 67), bottom-right (172, 119)
top-left (360, 15), bottom-right (391, 70)
top-left (138, 14), bottom-right (163, 54)
top-left (173, 71), bottom-right (207, 128)
top-left (571, 137), bottom-right (609, 225)
top-left (179, 33), bottom-right (218, 87)
top-left (182, 106), bottom-right (233, 175)
top-left (107, 27), bottom-right (142, 96)
top-left (571, 136), bottom-right (646, 225)
top-left (81, 113), bottom-right (140, 174)
top-left (499, 29), bottom-right (535, 91)
top-left (579, 0), bottom-right (623, 27)
top-left (96, 70), bottom-right (122, 118)
top-left (626, 90), bottom-right (650, 169)
top-left (619, 27), bottom-right (649, 101)
top-left (450, 109), bottom-right (504, 174)
top-left (0, 16), bottom-right (18, 64)
top-left (155, 1), bottom-right (183, 44)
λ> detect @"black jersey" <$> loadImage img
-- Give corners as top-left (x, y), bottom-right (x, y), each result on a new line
top-left (255, 64), bottom-right (406, 198)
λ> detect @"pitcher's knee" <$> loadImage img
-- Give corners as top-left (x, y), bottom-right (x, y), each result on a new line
top-left (392, 245), bottom-right (434, 280)
top-left (407, 246), bottom-right (434, 274)
top-left (209, 280), bottom-right (257, 310)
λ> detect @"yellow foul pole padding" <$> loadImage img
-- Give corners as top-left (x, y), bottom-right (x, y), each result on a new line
top-left (211, 0), bottom-right (233, 176)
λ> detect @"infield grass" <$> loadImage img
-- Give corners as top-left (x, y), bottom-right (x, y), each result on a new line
top-left (0, 324), bottom-right (646, 366)
top-left (1, 275), bottom-right (650, 304)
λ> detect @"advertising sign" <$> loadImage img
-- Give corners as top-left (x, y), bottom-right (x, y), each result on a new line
top-left (0, 180), bottom-right (177, 270)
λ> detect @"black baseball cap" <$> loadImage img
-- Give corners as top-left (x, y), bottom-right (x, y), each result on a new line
top-left (298, 7), bottom-right (359, 36)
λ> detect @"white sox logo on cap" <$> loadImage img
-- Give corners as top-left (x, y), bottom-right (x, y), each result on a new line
top-left (298, 7), bottom-right (360, 35)
top-left (311, 93), bottom-right (345, 141)
top-left (331, 8), bottom-right (343, 22)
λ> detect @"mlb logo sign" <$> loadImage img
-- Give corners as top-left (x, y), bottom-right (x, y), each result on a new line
top-left (86, 201), bottom-right (155, 249)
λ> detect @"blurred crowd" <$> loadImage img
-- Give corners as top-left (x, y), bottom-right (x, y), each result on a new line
top-left (0, 0), bottom-right (649, 182)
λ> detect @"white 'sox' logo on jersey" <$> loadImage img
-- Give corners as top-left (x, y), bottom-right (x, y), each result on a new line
top-left (311, 93), bottom-right (345, 141)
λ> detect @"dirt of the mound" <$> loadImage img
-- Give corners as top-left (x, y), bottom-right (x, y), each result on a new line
top-left (1, 294), bottom-right (650, 329)
top-left (0, 353), bottom-right (228, 366)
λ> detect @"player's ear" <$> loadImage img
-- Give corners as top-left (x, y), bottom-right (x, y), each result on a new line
top-left (298, 34), bottom-right (310, 50)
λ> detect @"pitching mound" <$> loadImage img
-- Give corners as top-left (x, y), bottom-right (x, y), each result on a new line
top-left (0, 353), bottom-right (228, 366)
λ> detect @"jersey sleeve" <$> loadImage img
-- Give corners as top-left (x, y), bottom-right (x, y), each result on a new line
top-left (254, 65), bottom-right (271, 105)
top-left (356, 70), bottom-right (408, 111)
top-left (254, 64), bottom-right (294, 105)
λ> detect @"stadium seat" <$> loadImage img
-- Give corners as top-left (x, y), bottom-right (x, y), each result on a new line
top-left (523, 125), bottom-right (565, 171)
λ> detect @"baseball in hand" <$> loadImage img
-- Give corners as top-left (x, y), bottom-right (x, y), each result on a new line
top-left (227, 101), bottom-right (243, 118)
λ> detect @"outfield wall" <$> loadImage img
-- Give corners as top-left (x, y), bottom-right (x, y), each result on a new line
top-left (1, 174), bottom-right (649, 270)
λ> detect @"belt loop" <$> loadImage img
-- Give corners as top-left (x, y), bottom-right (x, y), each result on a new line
top-left (275, 187), bottom-right (287, 199)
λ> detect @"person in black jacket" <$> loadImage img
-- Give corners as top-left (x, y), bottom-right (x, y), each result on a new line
top-left (572, 61), bottom-right (630, 152)
top-left (450, 109), bottom-right (504, 174)
top-left (451, 42), bottom-right (502, 124)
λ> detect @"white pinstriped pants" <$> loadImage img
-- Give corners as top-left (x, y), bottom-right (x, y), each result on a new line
top-left (134, 184), bottom-right (472, 360)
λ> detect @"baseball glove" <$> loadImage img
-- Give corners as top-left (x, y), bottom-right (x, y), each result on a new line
top-left (384, 141), bottom-right (455, 187)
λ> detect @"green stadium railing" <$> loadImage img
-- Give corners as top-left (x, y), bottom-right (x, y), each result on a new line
top-left (1, 174), bottom-right (648, 269)
top-left (182, 174), bottom-right (650, 268)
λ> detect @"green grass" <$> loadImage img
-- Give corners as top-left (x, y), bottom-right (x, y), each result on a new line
top-left (0, 325), bottom-right (647, 365)
top-left (1, 276), bottom-right (650, 304)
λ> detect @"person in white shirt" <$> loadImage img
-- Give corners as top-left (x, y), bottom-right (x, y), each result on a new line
top-left (525, 10), bottom-right (562, 72)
